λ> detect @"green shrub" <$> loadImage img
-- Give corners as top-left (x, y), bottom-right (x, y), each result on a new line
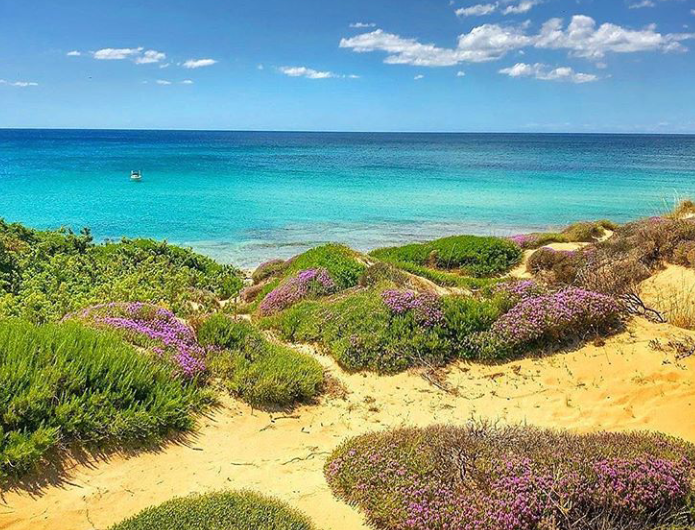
top-left (252, 259), bottom-right (288, 284)
top-left (262, 285), bottom-right (503, 373)
top-left (0, 220), bottom-right (244, 323)
top-left (0, 320), bottom-right (204, 480)
top-left (109, 490), bottom-right (317, 530)
top-left (371, 235), bottom-right (521, 278)
top-left (562, 220), bottom-right (611, 242)
top-left (325, 424), bottom-right (695, 530)
top-left (284, 244), bottom-right (366, 289)
top-left (197, 315), bottom-right (323, 407)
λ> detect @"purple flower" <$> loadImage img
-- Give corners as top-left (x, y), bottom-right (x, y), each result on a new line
top-left (259, 268), bottom-right (337, 316)
top-left (489, 288), bottom-right (621, 351)
top-left (381, 290), bottom-right (444, 327)
top-left (66, 302), bottom-right (207, 378)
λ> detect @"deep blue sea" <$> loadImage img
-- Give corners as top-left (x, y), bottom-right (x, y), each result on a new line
top-left (1, 129), bottom-right (695, 268)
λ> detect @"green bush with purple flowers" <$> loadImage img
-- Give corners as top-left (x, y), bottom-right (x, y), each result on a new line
top-left (0, 319), bottom-right (204, 481)
top-left (325, 424), bottom-right (695, 530)
top-left (468, 287), bottom-right (623, 360)
top-left (262, 283), bottom-right (504, 373)
top-left (66, 302), bottom-right (208, 378)
top-left (259, 268), bottom-right (337, 316)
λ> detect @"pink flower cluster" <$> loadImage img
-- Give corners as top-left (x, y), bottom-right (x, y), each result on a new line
top-left (490, 287), bottom-right (620, 351)
top-left (508, 234), bottom-right (537, 248)
top-left (494, 280), bottom-right (549, 304)
top-left (259, 268), bottom-right (337, 316)
top-left (325, 427), bottom-right (695, 530)
top-left (381, 290), bottom-right (444, 327)
top-left (67, 302), bottom-right (207, 378)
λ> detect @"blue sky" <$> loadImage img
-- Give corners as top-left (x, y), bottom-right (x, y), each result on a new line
top-left (1, 0), bottom-right (694, 132)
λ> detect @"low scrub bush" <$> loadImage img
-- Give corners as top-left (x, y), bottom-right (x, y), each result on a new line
top-left (252, 259), bottom-right (288, 284)
top-left (284, 244), bottom-right (366, 290)
top-left (109, 490), bottom-right (317, 530)
top-left (262, 284), bottom-right (505, 373)
top-left (197, 315), bottom-right (323, 407)
top-left (67, 302), bottom-right (208, 378)
top-left (527, 247), bottom-right (586, 285)
top-left (467, 287), bottom-right (622, 360)
top-left (325, 424), bottom-right (695, 530)
top-left (358, 262), bottom-right (410, 288)
top-left (0, 320), bottom-right (204, 480)
top-left (371, 235), bottom-right (522, 277)
top-left (259, 268), bottom-right (337, 316)
top-left (0, 220), bottom-right (243, 323)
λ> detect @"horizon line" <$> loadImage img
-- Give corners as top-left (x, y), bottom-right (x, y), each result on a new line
top-left (2, 127), bottom-right (695, 137)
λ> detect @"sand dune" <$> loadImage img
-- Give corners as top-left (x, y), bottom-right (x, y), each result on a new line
top-left (2, 315), bottom-right (693, 530)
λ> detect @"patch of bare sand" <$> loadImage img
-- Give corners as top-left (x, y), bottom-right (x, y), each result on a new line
top-left (641, 264), bottom-right (695, 328)
top-left (508, 242), bottom-right (588, 279)
top-left (2, 318), bottom-right (694, 530)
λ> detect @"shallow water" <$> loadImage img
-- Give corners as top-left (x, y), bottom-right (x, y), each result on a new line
top-left (1, 129), bottom-right (694, 267)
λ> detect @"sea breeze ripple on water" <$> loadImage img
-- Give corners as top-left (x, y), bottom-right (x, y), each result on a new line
top-left (66, 302), bottom-right (207, 378)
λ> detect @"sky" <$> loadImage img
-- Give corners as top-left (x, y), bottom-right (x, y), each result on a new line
top-left (1, 0), bottom-right (695, 133)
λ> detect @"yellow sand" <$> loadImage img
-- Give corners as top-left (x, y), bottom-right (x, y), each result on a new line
top-left (2, 315), bottom-right (693, 530)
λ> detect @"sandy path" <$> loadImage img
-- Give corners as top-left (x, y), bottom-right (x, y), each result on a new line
top-left (2, 317), bottom-right (694, 530)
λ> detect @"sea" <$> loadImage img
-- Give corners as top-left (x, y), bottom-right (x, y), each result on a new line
top-left (1, 129), bottom-right (694, 268)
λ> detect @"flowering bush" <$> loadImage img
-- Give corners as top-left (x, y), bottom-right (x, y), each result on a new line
top-left (325, 425), bottom-right (695, 530)
top-left (251, 258), bottom-right (288, 284)
top-left (468, 288), bottom-right (622, 359)
top-left (67, 302), bottom-right (207, 378)
top-left (259, 268), bottom-right (337, 316)
top-left (381, 290), bottom-right (444, 327)
top-left (494, 280), bottom-right (549, 304)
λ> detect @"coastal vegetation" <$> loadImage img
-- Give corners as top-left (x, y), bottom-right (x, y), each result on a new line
top-left (4, 202), bottom-right (695, 528)
top-left (196, 314), bottom-right (323, 407)
top-left (109, 490), bottom-right (317, 530)
top-left (369, 234), bottom-right (522, 277)
top-left (325, 424), bottom-right (695, 530)
top-left (0, 320), bottom-right (204, 480)
top-left (0, 220), bottom-right (243, 323)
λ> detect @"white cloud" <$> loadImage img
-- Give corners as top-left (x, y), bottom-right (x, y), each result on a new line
top-left (499, 62), bottom-right (598, 82)
top-left (456, 4), bottom-right (497, 17)
top-left (692, 9), bottom-right (695, 15)
top-left (159, 63), bottom-right (170, 69)
top-left (535, 15), bottom-right (695, 58)
top-left (135, 50), bottom-right (166, 64)
top-left (350, 22), bottom-right (376, 28)
top-left (414, 74), bottom-right (425, 80)
top-left (629, 0), bottom-right (656, 8)
top-left (182, 58), bottom-right (217, 69)
top-left (66, 50), bottom-right (81, 57)
top-left (0, 79), bottom-right (39, 87)
top-left (155, 79), bottom-right (172, 85)
top-left (181, 79), bottom-right (194, 84)
top-left (455, 1), bottom-right (540, 17)
top-left (501, 0), bottom-right (541, 15)
top-left (279, 66), bottom-right (337, 79)
top-left (341, 15), bottom-right (695, 67)
top-left (92, 47), bottom-right (143, 60)
top-left (457, 70), bottom-right (466, 77)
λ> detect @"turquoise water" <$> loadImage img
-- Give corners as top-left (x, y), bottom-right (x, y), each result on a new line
top-left (1, 129), bottom-right (695, 268)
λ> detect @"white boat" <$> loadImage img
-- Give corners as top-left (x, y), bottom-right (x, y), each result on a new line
top-left (130, 170), bottom-right (142, 181)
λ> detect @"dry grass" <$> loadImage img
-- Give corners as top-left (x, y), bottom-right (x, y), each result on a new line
top-left (651, 282), bottom-right (695, 330)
